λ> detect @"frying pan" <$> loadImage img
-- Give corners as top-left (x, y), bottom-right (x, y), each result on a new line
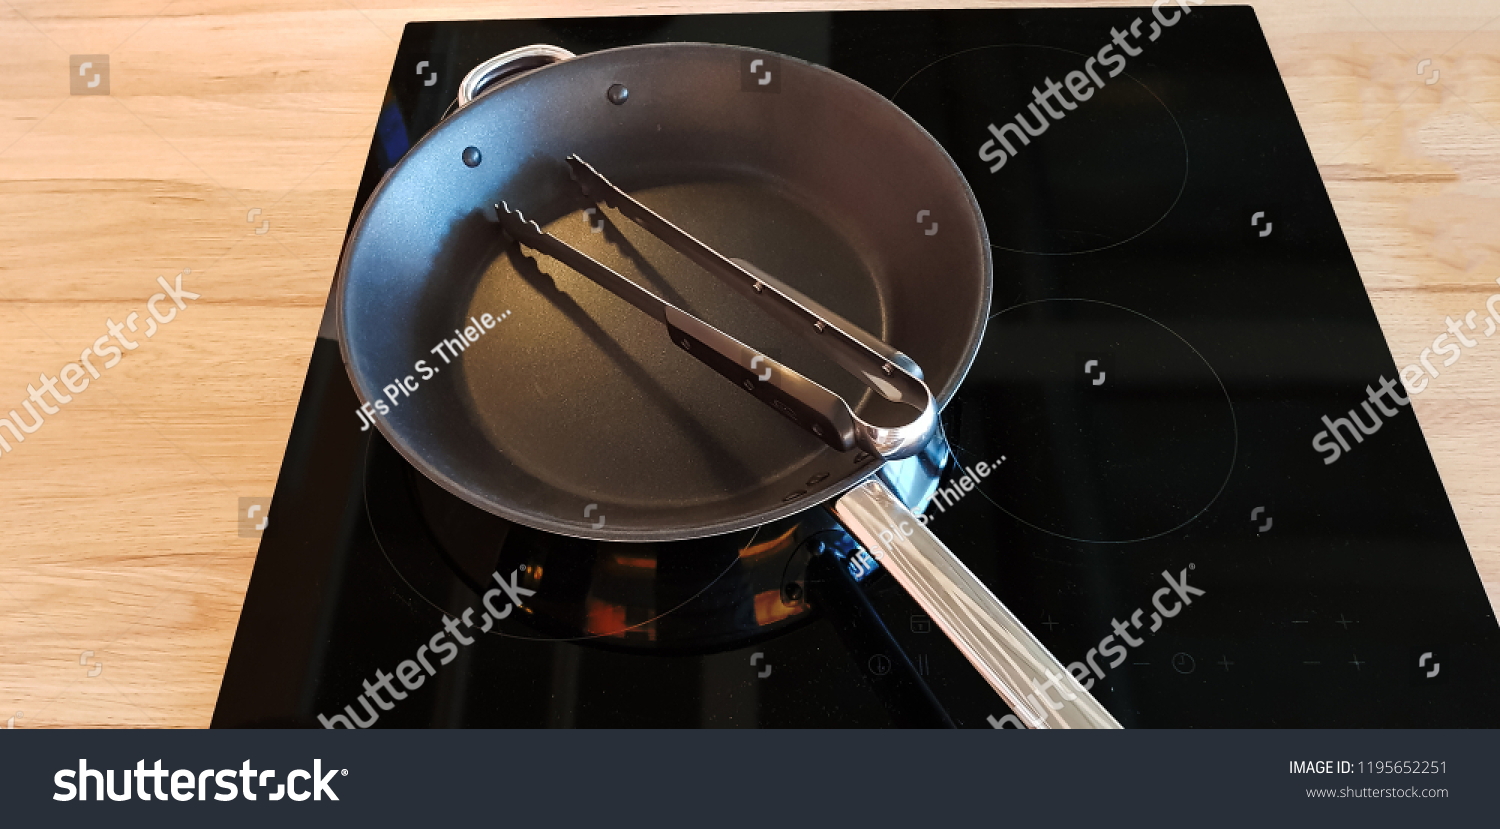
top-left (337, 43), bottom-right (1118, 728)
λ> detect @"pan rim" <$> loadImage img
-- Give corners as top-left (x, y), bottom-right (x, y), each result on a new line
top-left (336, 41), bottom-right (993, 543)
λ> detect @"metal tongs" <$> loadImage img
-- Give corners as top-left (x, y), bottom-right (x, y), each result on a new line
top-left (496, 155), bottom-right (937, 461)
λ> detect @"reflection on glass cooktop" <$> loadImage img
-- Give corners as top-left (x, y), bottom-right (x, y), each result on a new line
top-left (213, 7), bottom-right (1500, 729)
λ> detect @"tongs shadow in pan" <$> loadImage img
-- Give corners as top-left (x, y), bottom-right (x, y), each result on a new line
top-left (495, 155), bottom-right (937, 461)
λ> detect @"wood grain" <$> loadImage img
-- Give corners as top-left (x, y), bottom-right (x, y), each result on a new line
top-left (0, 0), bottom-right (1496, 728)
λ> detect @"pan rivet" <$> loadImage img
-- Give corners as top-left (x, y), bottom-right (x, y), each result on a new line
top-left (606, 84), bottom-right (629, 105)
top-left (806, 473), bottom-right (828, 486)
top-left (461, 146), bottom-right (482, 168)
top-left (881, 362), bottom-right (894, 376)
top-left (811, 424), bottom-right (823, 436)
top-left (783, 582), bottom-right (803, 603)
top-left (814, 320), bottom-right (826, 332)
top-left (783, 490), bottom-right (807, 502)
top-left (752, 282), bottom-right (764, 294)
top-left (679, 338), bottom-right (691, 351)
top-left (742, 379), bottom-right (754, 391)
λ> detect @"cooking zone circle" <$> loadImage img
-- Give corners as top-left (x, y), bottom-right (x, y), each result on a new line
top-left (940, 298), bottom-right (1236, 543)
top-left (893, 44), bottom-right (1188, 256)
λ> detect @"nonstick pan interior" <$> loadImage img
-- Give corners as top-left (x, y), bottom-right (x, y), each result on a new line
top-left (338, 44), bottom-right (991, 541)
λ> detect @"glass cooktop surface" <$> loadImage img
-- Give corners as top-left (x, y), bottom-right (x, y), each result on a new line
top-left (213, 7), bottom-right (1500, 728)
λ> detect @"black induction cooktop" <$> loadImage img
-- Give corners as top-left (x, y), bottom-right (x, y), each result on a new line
top-left (212, 6), bottom-right (1500, 728)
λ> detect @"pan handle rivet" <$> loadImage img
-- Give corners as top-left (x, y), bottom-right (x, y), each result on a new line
top-left (811, 424), bottom-right (823, 436)
top-left (461, 146), bottom-right (482, 167)
top-left (806, 472), bottom-right (828, 486)
top-left (606, 84), bottom-right (629, 105)
top-left (813, 320), bottom-right (826, 332)
top-left (678, 338), bottom-right (691, 351)
top-left (742, 379), bottom-right (754, 391)
top-left (783, 490), bottom-right (807, 502)
top-left (752, 281), bottom-right (764, 294)
top-left (881, 362), bottom-right (894, 376)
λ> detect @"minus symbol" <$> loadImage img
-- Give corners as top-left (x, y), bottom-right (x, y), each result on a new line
top-left (1303, 661), bottom-right (1321, 665)
top-left (1131, 662), bottom-right (1150, 666)
top-left (1292, 620), bottom-right (1309, 624)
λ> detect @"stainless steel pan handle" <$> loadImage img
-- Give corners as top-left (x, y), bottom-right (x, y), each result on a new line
top-left (833, 478), bottom-right (1122, 729)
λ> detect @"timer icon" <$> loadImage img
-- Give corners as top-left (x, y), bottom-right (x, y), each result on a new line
top-left (1172, 652), bottom-right (1196, 674)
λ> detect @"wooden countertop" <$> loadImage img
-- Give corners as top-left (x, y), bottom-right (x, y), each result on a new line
top-left (1, 1), bottom-right (1496, 727)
